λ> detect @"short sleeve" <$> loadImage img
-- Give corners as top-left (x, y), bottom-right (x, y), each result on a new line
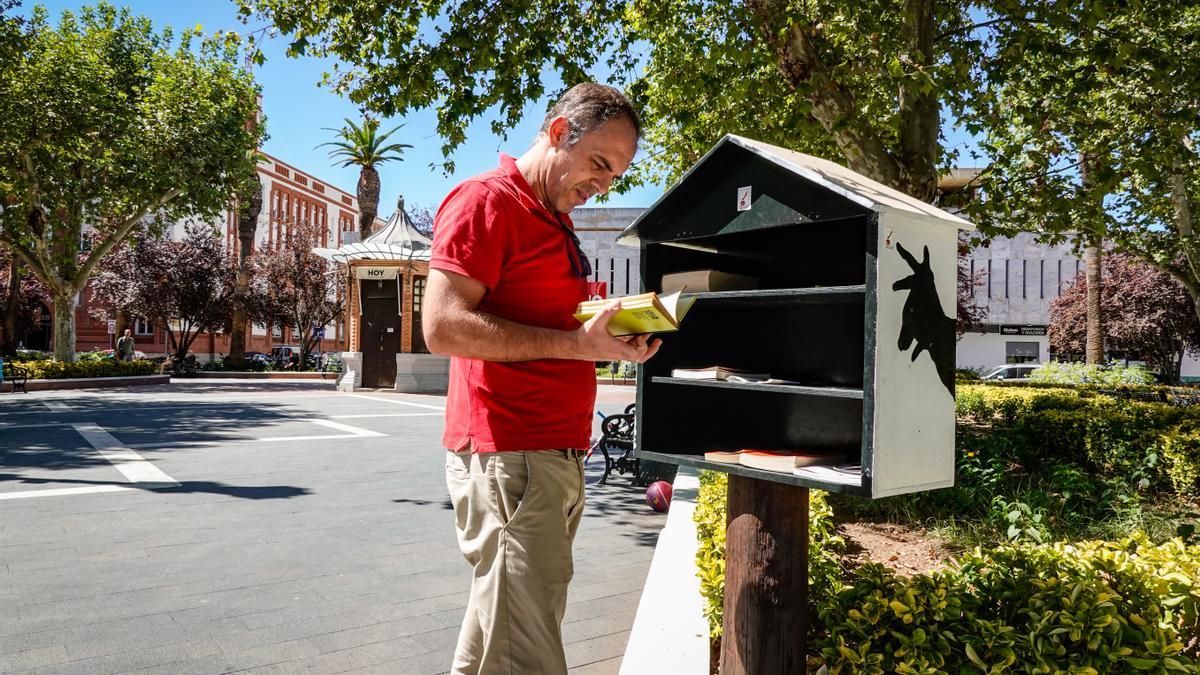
top-left (430, 181), bottom-right (511, 291)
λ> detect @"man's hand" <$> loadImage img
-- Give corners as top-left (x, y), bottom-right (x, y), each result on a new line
top-left (575, 300), bottom-right (662, 363)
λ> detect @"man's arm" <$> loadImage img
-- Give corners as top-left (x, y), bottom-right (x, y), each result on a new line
top-left (422, 268), bottom-right (660, 363)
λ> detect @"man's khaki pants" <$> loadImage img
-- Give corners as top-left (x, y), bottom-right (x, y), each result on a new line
top-left (446, 448), bottom-right (586, 675)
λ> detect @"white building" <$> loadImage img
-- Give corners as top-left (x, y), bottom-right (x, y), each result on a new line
top-left (572, 208), bottom-right (1200, 378)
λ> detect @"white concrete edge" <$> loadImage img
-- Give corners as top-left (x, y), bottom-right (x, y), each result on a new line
top-left (619, 466), bottom-right (709, 674)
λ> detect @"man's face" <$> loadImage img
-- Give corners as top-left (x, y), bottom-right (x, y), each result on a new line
top-left (124, 330), bottom-right (131, 337)
top-left (542, 117), bottom-right (637, 214)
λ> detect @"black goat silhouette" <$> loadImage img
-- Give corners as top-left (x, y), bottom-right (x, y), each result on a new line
top-left (892, 242), bottom-right (956, 396)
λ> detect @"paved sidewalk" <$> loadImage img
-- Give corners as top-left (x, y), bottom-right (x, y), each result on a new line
top-left (0, 382), bottom-right (664, 674)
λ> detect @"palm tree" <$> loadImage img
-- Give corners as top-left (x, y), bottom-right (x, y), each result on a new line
top-left (318, 118), bottom-right (412, 243)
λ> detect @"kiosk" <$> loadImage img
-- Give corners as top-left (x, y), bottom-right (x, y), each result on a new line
top-left (315, 199), bottom-right (449, 392)
top-left (618, 135), bottom-right (974, 672)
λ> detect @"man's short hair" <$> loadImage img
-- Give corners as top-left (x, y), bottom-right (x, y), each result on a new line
top-left (540, 83), bottom-right (641, 147)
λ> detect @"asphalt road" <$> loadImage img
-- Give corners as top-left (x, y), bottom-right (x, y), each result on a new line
top-left (0, 381), bottom-right (662, 674)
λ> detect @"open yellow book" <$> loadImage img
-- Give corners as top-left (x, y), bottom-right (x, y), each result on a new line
top-left (574, 291), bottom-right (697, 336)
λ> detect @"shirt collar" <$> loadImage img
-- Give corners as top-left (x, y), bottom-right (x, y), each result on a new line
top-left (499, 153), bottom-right (574, 229)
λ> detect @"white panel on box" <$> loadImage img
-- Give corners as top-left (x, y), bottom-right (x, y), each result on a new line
top-left (871, 214), bottom-right (957, 498)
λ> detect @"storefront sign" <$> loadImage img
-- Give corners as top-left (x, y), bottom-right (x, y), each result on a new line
top-left (356, 266), bottom-right (400, 280)
top-left (1000, 324), bottom-right (1047, 336)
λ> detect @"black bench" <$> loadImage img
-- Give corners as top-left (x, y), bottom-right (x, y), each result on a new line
top-left (3, 362), bottom-right (28, 393)
top-left (589, 404), bottom-right (640, 485)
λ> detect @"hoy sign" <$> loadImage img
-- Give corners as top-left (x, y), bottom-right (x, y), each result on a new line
top-left (355, 267), bottom-right (400, 280)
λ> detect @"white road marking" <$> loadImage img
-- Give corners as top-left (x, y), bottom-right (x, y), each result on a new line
top-left (123, 418), bottom-right (389, 448)
top-left (0, 485), bottom-right (137, 501)
top-left (329, 412), bottom-right (442, 419)
top-left (301, 419), bottom-right (387, 437)
top-left (71, 423), bottom-right (180, 488)
top-left (43, 401), bottom-right (71, 412)
top-left (344, 393), bottom-right (445, 411)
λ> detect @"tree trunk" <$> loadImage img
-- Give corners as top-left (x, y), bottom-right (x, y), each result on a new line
top-left (114, 309), bottom-right (129, 350)
top-left (720, 476), bottom-right (809, 675)
top-left (3, 258), bottom-right (20, 357)
top-left (227, 173), bottom-right (262, 369)
top-left (357, 165), bottom-right (381, 242)
top-left (51, 290), bottom-right (76, 361)
top-left (1085, 238), bottom-right (1104, 365)
top-left (1079, 152), bottom-right (1104, 365)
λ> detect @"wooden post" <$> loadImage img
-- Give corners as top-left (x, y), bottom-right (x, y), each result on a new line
top-left (720, 476), bottom-right (809, 675)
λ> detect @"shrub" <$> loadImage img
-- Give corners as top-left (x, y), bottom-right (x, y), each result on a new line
top-left (1030, 360), bottom-right (1158, 386)
top-left (813, 535), bottom-right (1200, 673)
top-left (693, 471), bottom-right (844, 640)
top-left (75, 349), bottom-right (113, 363)
top-left (18, 359), bottom-right (158, 379)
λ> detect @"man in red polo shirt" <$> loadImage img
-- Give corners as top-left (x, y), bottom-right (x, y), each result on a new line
top-left (423, 83), bottom-right (659, 674)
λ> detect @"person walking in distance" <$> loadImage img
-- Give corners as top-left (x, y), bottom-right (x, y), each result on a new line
top-left (423, 83), bottom-right (659, 675)
top-left (116, 328), bottom-right (135, 361)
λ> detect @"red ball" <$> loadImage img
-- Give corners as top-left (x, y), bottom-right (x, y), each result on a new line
top-left (645, 480), bottom-right (673, 512)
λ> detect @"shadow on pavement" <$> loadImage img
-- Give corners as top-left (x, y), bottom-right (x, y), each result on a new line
top-left (0, 473), bottom-right (310, 499)
top-left (1, 399), bottom-right (310, 473)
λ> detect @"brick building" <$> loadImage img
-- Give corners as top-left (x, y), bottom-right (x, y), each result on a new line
top-left (64, 151), bottom-right (374, 359)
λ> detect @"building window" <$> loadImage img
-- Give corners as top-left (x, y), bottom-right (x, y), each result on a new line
top-left (134, 318), bottom-right (153, 336)
top-left (1006, 341), bottom-right (1040, 364)
top-left (1039, 259), bottom-right (1045, 299)
top-left (272, 324), bottom-right (282, 339)
top-left (987, 259), bottom-right (992, 299)
top-left (1004, 259), bottom-right (1010, 299)
top-left (413, 276), bottom-right (427, 313)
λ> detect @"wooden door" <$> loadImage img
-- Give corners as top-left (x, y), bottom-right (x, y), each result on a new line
top-left (360, 279), bottom-right (401, 388)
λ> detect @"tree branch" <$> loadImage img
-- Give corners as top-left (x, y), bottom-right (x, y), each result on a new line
top-left (73, 188), bottom-right (182, 289)
top-left (743, 0), bottom-right (905, 189)
top-left (0, 232), bottom-right (51, 285)
top-left (935, 17), bottom-right (1051, 43)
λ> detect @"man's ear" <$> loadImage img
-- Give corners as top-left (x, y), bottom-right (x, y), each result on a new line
top-left (545, 116), bottom-right (571, 149)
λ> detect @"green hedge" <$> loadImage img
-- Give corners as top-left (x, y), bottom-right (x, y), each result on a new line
top-left (15, 359), bottom-right (158, 380)
top-left (957, 384), bottom-right (1200, 500)
top-left (693, 471), bottom-right (844, 640)
top-left (814, 534), bottom-right (1199, 673)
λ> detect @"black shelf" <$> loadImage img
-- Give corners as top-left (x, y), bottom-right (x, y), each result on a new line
top-left (634, 450), bottom-right (868, 496)
top-left (681, 285), bottom-right (865, 306)
top-left (650, 376), bottom-right (864, 400)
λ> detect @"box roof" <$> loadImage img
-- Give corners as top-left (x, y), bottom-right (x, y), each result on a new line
top-left (618, 135), bottom-right (974, 245)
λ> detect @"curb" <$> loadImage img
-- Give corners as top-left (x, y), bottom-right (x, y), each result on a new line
top-left (620, 466), bottom-right (709, 673)
top-left (13, 374), bottom-right (171, 392)
top-left (193, 371), bottom-right (337, 380)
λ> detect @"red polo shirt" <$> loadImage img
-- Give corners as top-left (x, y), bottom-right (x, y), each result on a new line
top-left (431, 154), bottom-right (595, 452)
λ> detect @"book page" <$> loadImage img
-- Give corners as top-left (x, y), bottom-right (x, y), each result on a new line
top-left (659, 290), bottom-right (697, 323)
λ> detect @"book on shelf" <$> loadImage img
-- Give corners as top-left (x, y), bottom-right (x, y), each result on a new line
top-left (739, 450), bottom-right (845, 473)
top-left (702, 450), bottom-right (744, 464)
top-left (671, 366), bottom-right (770, 382)
top-left (793, 463), bottom-right (862, 486)
top-left (574, 290), bottom-right (696, 336)
top-left (661, 269), bottom-right (757, 295)
top-left (702, 449), bottom-right (844, 473)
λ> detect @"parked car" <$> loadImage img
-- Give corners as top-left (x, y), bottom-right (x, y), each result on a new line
top-left (981, 364), bottom-right (1039, 381)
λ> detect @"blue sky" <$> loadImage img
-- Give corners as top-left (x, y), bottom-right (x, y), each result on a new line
top-left (20, 0), bottom-right (667, 215)
top-left (21, 1), bottom-right (984, 216)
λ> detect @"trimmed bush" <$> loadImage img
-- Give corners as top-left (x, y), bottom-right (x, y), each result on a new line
top-left (813, 534), bottom-right (1200, 673)
top-left (693, 471), bottom-right (844, 640)
top-left (19, 359), bottom-right (158, 380)
top-left (1030, 360), bottom-right (1158, 386)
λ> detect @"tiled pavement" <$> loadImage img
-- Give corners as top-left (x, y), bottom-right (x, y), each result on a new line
top-left (0, 382), bottom-right (663, 674)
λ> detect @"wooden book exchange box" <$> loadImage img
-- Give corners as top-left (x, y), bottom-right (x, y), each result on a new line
top-left (620, 135), bottom-right (975, 499)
